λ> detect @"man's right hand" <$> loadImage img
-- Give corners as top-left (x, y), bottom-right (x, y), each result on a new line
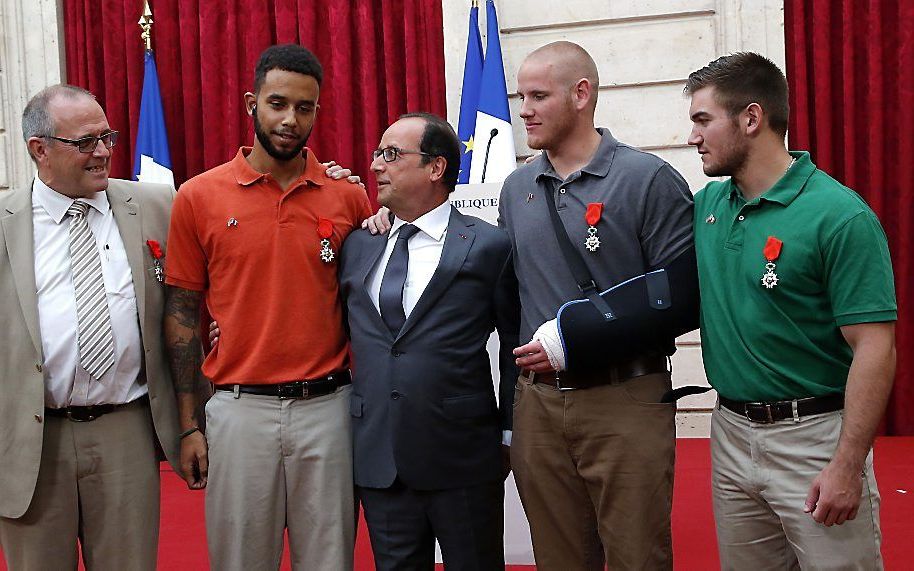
top-left (513, 340), bottom-right (555, 373)
top-left (180, 430), bottom-right (208, 490)
top-left (361, 206), bottom-right (392, 235)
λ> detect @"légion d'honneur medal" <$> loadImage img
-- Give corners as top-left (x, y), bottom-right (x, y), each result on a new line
top-left (761, 235), bottom-right (783, 289)
top-left (318, 218), bottom-right (335, 263)
top-left (585, 202), bottom-right (603, 252)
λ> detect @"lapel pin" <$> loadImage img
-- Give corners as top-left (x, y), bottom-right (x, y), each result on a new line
top-left (706, 214), bottom-right (716, 224)
top-left (459, 233), bottom-right (467, 239)
top-left (526, 193), bottom-right (534, 203)
top-left (227, 217), bottom-right (238, 228)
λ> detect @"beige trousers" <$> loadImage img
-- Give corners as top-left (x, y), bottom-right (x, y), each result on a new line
top-left (204, 385), bottom-right (355, 571)
top-left (0, 399), bottom-right (160, 571)
top-left (711, 404), bottom-right (883, 570)
top-left (511, 372), bottom-right (676, 571)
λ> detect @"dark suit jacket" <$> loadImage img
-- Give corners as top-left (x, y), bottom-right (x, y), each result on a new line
top-left (339, 207), bottom-right (520, 491)
top-left (0, 179), bottom-right (182, 518)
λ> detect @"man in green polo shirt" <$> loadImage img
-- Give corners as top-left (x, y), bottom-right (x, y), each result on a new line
top-left (686, 52), bottom-right (896, 569)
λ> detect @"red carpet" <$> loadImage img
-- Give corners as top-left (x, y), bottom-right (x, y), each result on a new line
top-left (2, 438), bottom-right (911, 569)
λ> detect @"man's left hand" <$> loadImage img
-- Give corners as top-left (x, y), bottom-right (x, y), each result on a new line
top-left (362, 206), bottom-right (392, 234)
top-left (804, 459), bottom-right (862, 526)
top-left (323, 161), bottom-right (365, 188)
top-left (209, 320), bottom-right (220, 347)
top-left (513, 340), bottom-right (554, 373)
top-left (179, 430), bottom-right (209, 490)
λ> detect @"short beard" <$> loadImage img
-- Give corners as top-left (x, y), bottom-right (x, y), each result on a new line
top-left (703, 125), bottom-right (749, 178)
top-left (252, 107), bottom-right (310, 161)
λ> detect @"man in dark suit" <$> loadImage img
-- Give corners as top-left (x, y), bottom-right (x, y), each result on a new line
top-left (339, 112), bottom-right (520, 570)
top-left (0, 84), bottom-right (182, 570)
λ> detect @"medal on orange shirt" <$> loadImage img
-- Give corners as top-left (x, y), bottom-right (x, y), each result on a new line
top-left (761, 236), bottom-right (782, 289)
top-left (584, 202), bottom-right (603, 252)
top-left (318, 218), bottom-right (335, 263)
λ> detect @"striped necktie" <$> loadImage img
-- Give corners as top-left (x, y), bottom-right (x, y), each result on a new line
top-left (66, 200), bottom-right (115, 381)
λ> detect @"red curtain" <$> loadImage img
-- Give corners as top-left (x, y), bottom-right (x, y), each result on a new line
top-left (62, 0), bottom-right (447, 206)
top-left (785, 0), bottom-right (914, 434)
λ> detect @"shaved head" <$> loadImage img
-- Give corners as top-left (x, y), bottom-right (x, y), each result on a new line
top-left (523, 41), bottom-right (600, 110)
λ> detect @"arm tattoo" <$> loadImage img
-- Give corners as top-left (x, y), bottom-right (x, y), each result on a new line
top-left (164, 286), bottom-right (204, 395)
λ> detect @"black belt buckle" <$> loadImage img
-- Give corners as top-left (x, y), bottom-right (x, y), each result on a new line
top-left (276, 382), bottom-right (307, 400)
top-left (67, 406), bottom-right (108, 422)
top-left (744, 402), bottom-right (776, 424)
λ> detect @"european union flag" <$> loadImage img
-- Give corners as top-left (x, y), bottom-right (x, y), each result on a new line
top-left (133, 50), bottom-right (174, 187)
top-left (468, 0), bottom-right (516, 184)
top-left (456, 0), bottom-right (483, 184)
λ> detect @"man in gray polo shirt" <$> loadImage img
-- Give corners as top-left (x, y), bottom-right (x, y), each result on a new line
top-left (505, 41), bottom-right (693, 570)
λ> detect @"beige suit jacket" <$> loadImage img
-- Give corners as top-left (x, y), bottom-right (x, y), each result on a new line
top-left (0, 179), bottom-right (181, 518)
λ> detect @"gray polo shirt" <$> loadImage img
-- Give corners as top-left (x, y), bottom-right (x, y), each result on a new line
top-left (498, 128), bottom-right (694, 343)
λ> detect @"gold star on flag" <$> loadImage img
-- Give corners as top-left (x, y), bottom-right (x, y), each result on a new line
top-left (462, 136), bottom-right (475, 154)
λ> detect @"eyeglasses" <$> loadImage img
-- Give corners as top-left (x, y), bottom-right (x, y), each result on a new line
top-left (372, 146), bottom-right (435, 163)
top-left (42, 131), bottom-right (119, 153)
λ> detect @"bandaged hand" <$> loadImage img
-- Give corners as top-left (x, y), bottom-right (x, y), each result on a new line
top-left (532, 318), bottom-right (566, 371)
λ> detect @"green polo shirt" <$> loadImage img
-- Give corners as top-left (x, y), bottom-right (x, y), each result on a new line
top-left (694, 151), bottom-right (896, 401)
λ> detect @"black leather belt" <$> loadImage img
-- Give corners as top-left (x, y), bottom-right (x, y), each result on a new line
top-left (524, 354), bottom-right (668, 390)
top-left (215, 370), bottom-right (351, 399)
top-left (719, 393), bottom-right (844, 423)
top-left (45, 394), bottom-right (148, 422)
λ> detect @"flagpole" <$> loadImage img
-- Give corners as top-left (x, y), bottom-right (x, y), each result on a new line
top-left (138, 0), bottom-right (153, 52)
top-left (133, 0), bottom-right (175, 187)
top-left (468, 0), bottom-right (516, 184)
top-left (456, 0), bottom-right (484, 185)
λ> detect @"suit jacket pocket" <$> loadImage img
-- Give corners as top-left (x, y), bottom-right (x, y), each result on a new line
top-left (350, 394), bottom-right (364, 418)
top-left (442, 393), bottom-right (495, 420)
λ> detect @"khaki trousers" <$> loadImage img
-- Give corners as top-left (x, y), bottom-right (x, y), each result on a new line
top-left (204, 385), bottom-right (355, 571)
top-left (711, 404), bottom-right (882, 570)
top-left (0, 399), bottom-right (160, 571)
top-left (511, 372), bottom-right (676, 571)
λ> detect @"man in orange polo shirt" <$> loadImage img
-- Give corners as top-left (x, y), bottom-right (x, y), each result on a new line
top-left (163, 44), bottom-right (372, 571)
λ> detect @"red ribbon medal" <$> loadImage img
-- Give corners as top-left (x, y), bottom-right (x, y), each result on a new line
top-left (317, 218), bottom-right (335, 263)
top-left (146, 239), bottom-right (165, 282)
top-left (760, 236), bottom-right (783, 289)
top-left (584, 202), bottom-right (603, 252)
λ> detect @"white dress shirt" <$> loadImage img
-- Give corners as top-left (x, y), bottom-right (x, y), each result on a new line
top-left (32, 177), bottom-right (145, 408)
top-left (367, 201), bottom-right (451, 317)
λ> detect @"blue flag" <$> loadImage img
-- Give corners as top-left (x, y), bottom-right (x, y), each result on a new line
top-left (468, 0), bottom-right (515, 184)
top-left (456, 1), bottom-right (483, 184)
top-left (133, 50), bottom-right (174, 187)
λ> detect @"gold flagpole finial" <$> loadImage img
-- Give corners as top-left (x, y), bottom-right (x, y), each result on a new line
top-left (138, 0), bottom-right (154, 51)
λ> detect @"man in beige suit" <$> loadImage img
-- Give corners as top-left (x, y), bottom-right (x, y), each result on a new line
top-left (0, 84), bottom-right (182, 570)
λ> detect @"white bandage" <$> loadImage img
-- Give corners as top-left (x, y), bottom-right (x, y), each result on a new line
top-left (531, 318), bottom-right (566, 371)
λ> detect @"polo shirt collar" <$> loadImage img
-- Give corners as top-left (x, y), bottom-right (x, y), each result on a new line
top-left (231, 146), bottom-right (327, 188)
top-left (725, 151), bottom-right (816, 206)
top-left (32, 176), bottom-right (110, 224)
top-left (534, 127), bottom-right (618, 182)
top-left (390, 200), bottom-right (451, 243)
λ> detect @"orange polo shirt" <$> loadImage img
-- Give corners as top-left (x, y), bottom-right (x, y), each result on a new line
top-left (165, 147), bottom-right (372, 384)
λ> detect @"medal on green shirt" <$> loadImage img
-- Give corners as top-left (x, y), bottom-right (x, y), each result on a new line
top-left (761, 236), bottom-right (783, 289)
